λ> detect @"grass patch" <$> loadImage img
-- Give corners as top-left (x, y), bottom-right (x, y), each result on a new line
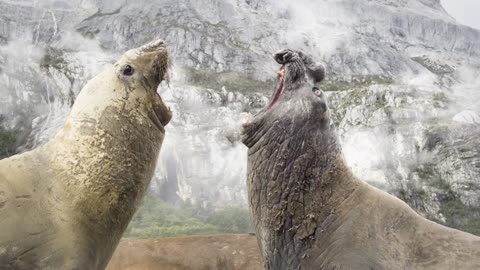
top-left (374, 95), bottom-right (388, 110)
top-left (415, 167), bottom-right (451, 192)
top-left (206, 207), bottom-right (254, 234)
top-left (432, 92), bottom-right (449, 103)
top-left (432, 92), bottom-right (450, 108)
top-left (414, 166), bottom-right (480, 236)
top-left (39, 48), bottom-right (66, 71)
top-left (322, 74), bottom-right (393, 92)
top-left (124, 192), bottom-right (254, 239)
top-left (0, 127), bottom-right (17, 158)
top-left (181, 69), bottom-right (393, 96)
top-left (180, 67), bottom-right (274, 95)
top-left (440, 200), bottom-right (480, 235)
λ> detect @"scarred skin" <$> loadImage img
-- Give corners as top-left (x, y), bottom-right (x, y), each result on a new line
top-left (241, 49), bottom-right (480, 270)
top-left (0, 40), bottom-right (172, 270)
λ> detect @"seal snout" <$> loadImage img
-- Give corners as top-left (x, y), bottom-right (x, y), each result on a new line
top-left (120, 39), bottom-right (173, 131)
top-left (273, 49), bottom-right (299, 65)
top-left (139, 39), bottom-right (167, 53)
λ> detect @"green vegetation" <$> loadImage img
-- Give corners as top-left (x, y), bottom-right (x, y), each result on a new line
top-left (322, 74), bottom-right (393, 92)
top-left (206, 207), bottom-right (254, 233)
top-left (415, 167), bottom-right (450, 192)
top-left (124, 192), bottom-right (254, 239)
top-left (321, 80), bottom-right (352, 92)
top-left (40, 48), bottom-right (76, 93)
top-left (327, 86), bottom-right (371, 124)
top-left (180, 67), bottom-right (274, 95)
top-left (432, 92), bottom-right (450, 108)
top-left (374, 94), bottom-right (388, 110)
top-left (324, 74), bottom-right (395, 122)
top-left (440, 200), bottom-right (480, 236)
top-left (413, 166), bottom-right (480, 236)
top-left (0, 127), bottom-right (17, 158)
top-left (432, 92), bottom-right (449, 103)
top-left (180, 70), bottom-right (393, 96)
top-left (39, 49), bottom-right (66, 71)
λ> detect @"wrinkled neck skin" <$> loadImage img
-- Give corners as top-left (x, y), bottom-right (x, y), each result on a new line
top-left (242, 64), bottom-right (358, 270)
top-left (37, 66), bottom-right (168, 268)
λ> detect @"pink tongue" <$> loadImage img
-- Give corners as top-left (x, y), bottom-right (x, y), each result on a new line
top-left (268, 77), bottom-right (284, 110)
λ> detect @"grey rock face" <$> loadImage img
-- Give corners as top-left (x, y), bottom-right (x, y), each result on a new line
top-left (1, 0), bottom-right (480, 234)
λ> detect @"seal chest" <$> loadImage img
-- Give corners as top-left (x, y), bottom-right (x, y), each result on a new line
top-left (0, 39), bottom-right (172, 270)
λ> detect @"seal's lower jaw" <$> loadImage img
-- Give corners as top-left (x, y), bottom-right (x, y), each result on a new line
top-left (148, 87), bottom-right (172, 131)
top-left (148, 90), bottom-right (172, 132)
top-left (148, 110), bottom-right (163, 132)
top-left (155, 94), bottom-right (172, 126)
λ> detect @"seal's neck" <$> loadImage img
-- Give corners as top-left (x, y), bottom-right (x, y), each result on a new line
top-left (248, 95), bottom-right (357, 200)
top-left (247, 99), bottom-right (356, 206)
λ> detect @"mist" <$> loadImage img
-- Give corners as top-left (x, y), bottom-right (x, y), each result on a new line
top-left (0, 0), bottom-right (479, 237)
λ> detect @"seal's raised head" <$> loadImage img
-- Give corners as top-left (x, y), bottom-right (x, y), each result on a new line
top-left (70, 39), bottom-right (172, 132)
top-left (120, 39), bottom-right (171, 88)
top-left (241, 49), bottom-right (327, 148)
top-left (273, 49), bottom-right (325, 90)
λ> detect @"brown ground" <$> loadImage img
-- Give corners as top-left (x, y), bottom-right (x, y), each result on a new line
top-left (106, 234), bottom-right (263, 270)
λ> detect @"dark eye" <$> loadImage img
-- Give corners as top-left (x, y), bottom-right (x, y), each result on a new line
top-left (122, 65), bottom-right (135, 76)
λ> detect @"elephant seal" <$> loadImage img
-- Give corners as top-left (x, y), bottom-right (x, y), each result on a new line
top-left (241, 49), bottom-right (480, 270)
top-left (0, 39), bottom-right (172, 270)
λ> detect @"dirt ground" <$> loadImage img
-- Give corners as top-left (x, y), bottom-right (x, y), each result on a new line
top-left (106, 234), bottom-right (263, 270)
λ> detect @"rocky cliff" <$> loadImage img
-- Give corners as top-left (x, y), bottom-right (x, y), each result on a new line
top-left (0, 0), bottom-right (479, 234)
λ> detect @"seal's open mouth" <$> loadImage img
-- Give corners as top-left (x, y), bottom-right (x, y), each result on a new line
top-left (149, 88), bottom-right (172, 131)
top-left (267, 66), bottom-right (285, 110)
top-left (137, 39), bottom-right (172, 131)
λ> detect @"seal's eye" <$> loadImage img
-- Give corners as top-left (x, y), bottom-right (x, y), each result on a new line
top-left (122, 65), bottom-right (135, 76)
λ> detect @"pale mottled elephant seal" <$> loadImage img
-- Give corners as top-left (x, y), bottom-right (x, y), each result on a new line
top-left (0, 39), bottom-right (172, 270)
top-left (241, 49), bottom-right (480, 270)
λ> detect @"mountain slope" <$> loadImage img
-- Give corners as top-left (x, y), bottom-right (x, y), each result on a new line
top-left (0, 0), bottom-right (479, 235)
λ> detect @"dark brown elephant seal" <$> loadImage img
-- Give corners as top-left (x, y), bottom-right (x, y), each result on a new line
top-left (0, 39), bottom-right (172, 270)
top-left (241, 49), bottom-right (480, 270)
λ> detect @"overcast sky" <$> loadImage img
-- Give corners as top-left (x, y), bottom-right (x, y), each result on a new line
top-left (441, 0), bottom-right (480, 30)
